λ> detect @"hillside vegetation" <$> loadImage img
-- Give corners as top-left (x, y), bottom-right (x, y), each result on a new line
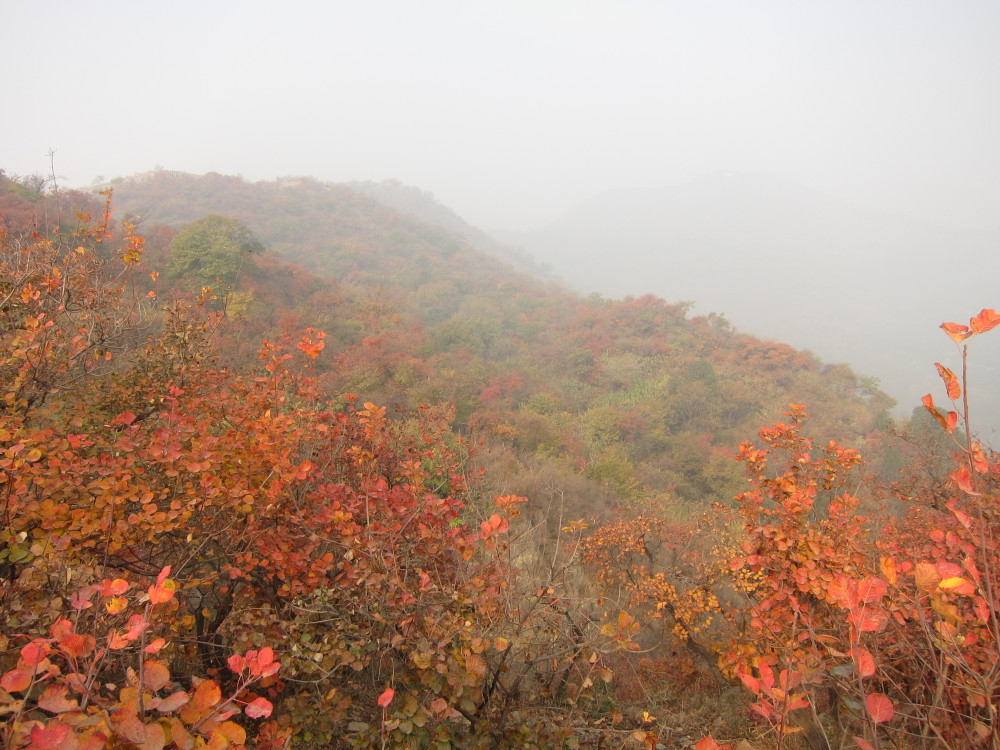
top-left (2, 169), bottom-right (997, 750)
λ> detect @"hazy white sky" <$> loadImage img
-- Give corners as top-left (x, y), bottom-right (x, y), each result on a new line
top-left (3, 0), bottom-right (999, 231)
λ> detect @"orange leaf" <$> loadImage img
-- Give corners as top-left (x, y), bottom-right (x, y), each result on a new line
top-left (377, 687), bottom-right (395, 708)
top-left (914, 562), bottom-right (941, 591)
top-left (217, 720), bottom-right (247, 744)
top-left (58, 632), bottom-right (95, 659)
top-left (143, 660), bottom-right (171, 691)
top-left (969, 308), bottom-right (1000, 334)
top-left (853, 737), bottom-right (877, 750)
top-left (156, 690), bottom-right (190, 713)
top-left (865, 692), bottom-right (895, 723)
top-left (879, 557), bottom-right (898, 586)
top-left (148, 581), bottom-right (175, 605)
top-left (921, 395), bottom-right (950, 430)
top-left (738, 671), bottom-right (760, 694)
top-left (37, 685), bottom-right (79, 713)
top-left (940, 321), bottom-right (972, 343)
top-left (938, 577), bottom-right (976, 596)
top-left (934, 363), bottom-right (961, 400)
top-left (1, 668), bottom-right (33, 692)
top-left (193, 679), bottom-right (222, 712)
top-left (141, 722), bottom-right (166, 750)
top-left (946, 501), bottom-right (972, 530)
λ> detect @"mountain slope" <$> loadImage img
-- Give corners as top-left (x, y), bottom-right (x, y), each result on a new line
top-left (97, 170), bottom-right (900, 515)
top-left (502, 171), bottom-right (1000, 436)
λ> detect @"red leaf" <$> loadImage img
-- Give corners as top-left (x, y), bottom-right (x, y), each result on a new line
top-left (853, 738), bottom-right (877, 750)
top-left (695, 738), bottom-right (725, 750)
top-left (124, 615), bottom-right (149, 641)
top-left (946, 500), bottom-right (972, 529)
top-left (21, 639), bottom-right (52, 667)
top-left (256, 647), bottom-right (274, 667)
top-left (245, 696), bottom-right (273, 719)
top-left (950, 467), bottom-right (981, 496)
top-left (758, 662), bottom-right (774, 690)
top-left (144, 638), bottom-right (167, 654)
top-left (969, 308), bottom-right (1000, 334)
top-left (850, 647), bottom-right (876, 678)
top-left (848, 607), bottom-right (888, 634)
top-left (30, 722), bottom-right (72, 750)
top-left (147, 582), bottom-right (174, 605)
top-left (857, 577), bottom-right (887, 604)
top-left (865, 692), bottom-right (895, 724)
top-left (377, 687), bottom-right (395, 708)
top-left (738, 671), bottom-right (760, 694)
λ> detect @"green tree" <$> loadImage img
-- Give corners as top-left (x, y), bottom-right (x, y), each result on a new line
top-left (167, 214), bottom-right (262, 287)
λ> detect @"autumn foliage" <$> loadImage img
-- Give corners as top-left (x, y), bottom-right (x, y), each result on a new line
top-left (0, 204), bottom-right (547, 747)
top-left (685, 310), bottom-right (1000, 750)
top-left (3, 178), bottom-right (999, 749)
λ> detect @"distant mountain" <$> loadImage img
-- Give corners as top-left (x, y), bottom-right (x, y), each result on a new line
top-left (500, 171), bottom-right (1000, 437)
top-left (345, 179), bottom-right (556, 280)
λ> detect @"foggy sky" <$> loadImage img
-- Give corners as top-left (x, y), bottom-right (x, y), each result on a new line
top-left (4, 0), bottom-right (1000, 233)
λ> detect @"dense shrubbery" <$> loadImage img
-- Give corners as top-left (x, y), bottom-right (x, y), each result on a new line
top-left (3, 177), bottom-right (995, 749)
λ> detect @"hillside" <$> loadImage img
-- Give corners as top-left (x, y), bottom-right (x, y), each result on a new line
top-left (3, 167), bottom-right (995, 749)
top-left (100, 170), bottom-right (900, 512)
top-left (345, 178), bottom-right (555, 280)
top-left (500, 171), bottom-right (1000, 438)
